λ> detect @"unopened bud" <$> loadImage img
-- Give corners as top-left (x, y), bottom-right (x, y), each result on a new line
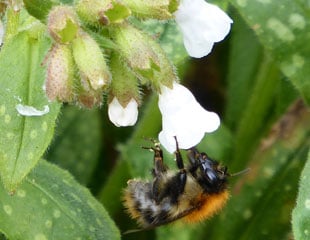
top-left (111, 23), bottom-right (160, 75)
top-left (76, 0), bottom-right (131, 26)
top-left (109, 53), bottom-right (140, 106)
top-left (72, 31), bottom-right (111, 91)
top-left (77, 78), bottom-right (103, 108)
top-left (121, 0), bottom-right (177, 20)
top-left (45, 44), bottom-right (74, 102)
top-left (47, 5), bottom-right (79, 43)
top-left (111, 23), bottom-right (177, 91)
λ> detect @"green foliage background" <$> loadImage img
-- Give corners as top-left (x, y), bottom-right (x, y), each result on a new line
top-left (0, 0), bottom-right (310, 240)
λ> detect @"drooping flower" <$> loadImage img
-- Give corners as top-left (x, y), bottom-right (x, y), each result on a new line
top-left (174, 0), bottom-right (233, 58)
top-left (158, 82), bottom-right (220, 153)
top-left (108, 97), bottom-right (138, 127)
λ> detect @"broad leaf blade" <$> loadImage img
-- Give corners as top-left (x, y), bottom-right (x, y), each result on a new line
top-left (0, 31), bottom-right (61, 191)
top-left (46, 105), bottom-right (102, 185)
top-left (0, 160), bottom-right (120, 240)
top-left (229, 0), bottom-right (310, 104)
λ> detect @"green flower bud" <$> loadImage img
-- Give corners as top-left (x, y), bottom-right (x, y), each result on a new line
top-left (121, 0), bottom-right (178, 20)
top-left (111, 23), bottom-right (177, 91)
top-left (77, 78), bottom-right (103, 108)
top-left (76, 0), bottom-right (131, 26)
top-left (111, 23), bottom-right (160, 74)
top-left (109, 53), bottom-right (140, 107)
top-left (45, 43), bottom-right (74, 102)
top-left (72, 30), bottom-right (111, 91)
top-left (47, 6), bottom-right (79, 43)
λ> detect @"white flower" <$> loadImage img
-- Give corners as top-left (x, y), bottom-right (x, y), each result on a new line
top-left (174, 0), bottom-right (233, 58)
top-left (108, 97), bottom-right (138, 127)
top-left (158, 82), bottom-right (220, 153)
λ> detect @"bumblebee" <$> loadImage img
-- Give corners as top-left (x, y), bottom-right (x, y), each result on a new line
top-left (123, 138), bottom-right (234, 231)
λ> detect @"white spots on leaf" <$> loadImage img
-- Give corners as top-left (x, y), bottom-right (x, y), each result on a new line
top-left (28, 152), bottom-right (34, 160)
top-left (41, 198), bottom-right (48, 205)
top-left (257, 0), bottom-right (271, 3)
top-left (267, 18), bottom-right (295, 42)
top-left (4, 114), bottom-right (11, 124)
top-left (70, 210), bottom-right (77, 217)
top-left (53, 209), bottom-right (61, 218)
top-left (6, 132), bottom-right (14, 139)
top-left (305, 199), bottom-right (310, 209)
top-left (292, 54), bottom-right (305, 68)
top-left (236, 0), bottom-right (247, 7)
top-left (281, 54), bottom-right (305, 77)
top-left (16, 104), bottom-right (49, 117)
top-left (89, 225), bottom-right (96, 232)
top-left (45, 220), bottom-right (53, 228)
top-left (263, 167), bottom-right (274, 178)
top-left (0, 105), bottom-right (5, 116)
top-left (35, 233), bottom-right (47, 240)
top-left (3, 205), bottom-right (12, 215)
top-left (243, 209), bottom-right (252, 219)
top-left (17, 189), bottom-right (26, 198)
top-left (42, 121), bottom-right (48, 132)
top-left (289, 13), bottom-right (306, 30)
top-left (30, 130), bottom-right (38, 139)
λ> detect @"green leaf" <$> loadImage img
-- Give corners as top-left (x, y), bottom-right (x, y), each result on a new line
top-left (224, 10), bottom-right (263, 130)
top-left (292, 150), bottom-right (310, 240)
top-left (0, 160), bottom-right (120, 240)
top-left (205, 100), bottom-right (310, 240)
top-left (231, 55), bottom-right (281, 170)
top-left (23, 0), bottom-right (57, 22)
top-left (46, 105), bottom-right (102, 185)
top-left (229, 0), bottom-right (310, 104)
top-left (0, 31), bottom-right (61, 191)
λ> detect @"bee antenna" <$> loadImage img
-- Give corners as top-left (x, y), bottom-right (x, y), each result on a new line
top-left (229, 168), bottom-right (251, 177)
top-left (123, 228), bottom-right (144, 235)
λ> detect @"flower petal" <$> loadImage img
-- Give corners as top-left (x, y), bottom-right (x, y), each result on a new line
top-left (174, 0), bottom-right (233, 58)
top-left (108, 97), bottom-right (138, 127)
top-left (158, 82), bottom-right (220, 153)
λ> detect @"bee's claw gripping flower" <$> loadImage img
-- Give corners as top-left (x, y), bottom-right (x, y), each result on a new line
top-left (158, 82), bottom-right (220, 153)
top-left (174, 0), bottom-right (233, 58)
top-left (108, 97), bottom-right (139, 127)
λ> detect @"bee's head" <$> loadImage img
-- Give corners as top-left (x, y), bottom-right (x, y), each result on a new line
top-left (197, 153), bottom-right (229, 194)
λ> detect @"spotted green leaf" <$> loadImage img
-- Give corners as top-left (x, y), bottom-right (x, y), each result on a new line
top-left (292, 150), bottom-right (310, 240)
top-left (0, 160), bottom-right (120, 240)
top-left (229, 0), bottom-right (310, 104)
top-left (0, 31), bottom-right (61, 191)
top-left (46, 105), bottom-right (102, 185)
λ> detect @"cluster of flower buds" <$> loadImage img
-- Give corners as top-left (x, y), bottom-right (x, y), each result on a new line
top-left (38, 0), bottom-right (232, 152)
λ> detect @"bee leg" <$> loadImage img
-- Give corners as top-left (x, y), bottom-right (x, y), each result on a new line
top-left (187, 147), bottom-right (201, 177)
top-left (142, 142), bottom-right (168, 203)
top-left (142, 143), bottom-right (167, 176)
top-left (169, 136), bottom-right (187, 203)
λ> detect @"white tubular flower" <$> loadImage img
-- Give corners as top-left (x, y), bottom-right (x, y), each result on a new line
top-left (174, 0), bottom-right (233, 58)
top-left (158, 82), bottom-right (220, 153)
top-left (108, 97), bottom-right (138, 127)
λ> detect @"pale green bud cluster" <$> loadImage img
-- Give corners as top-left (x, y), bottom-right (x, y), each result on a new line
top-left (25, 0), bottom-right (180, 108)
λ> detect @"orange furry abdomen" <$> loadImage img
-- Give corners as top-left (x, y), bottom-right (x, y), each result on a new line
top-left (183, 190), bottom-right (230, 223)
